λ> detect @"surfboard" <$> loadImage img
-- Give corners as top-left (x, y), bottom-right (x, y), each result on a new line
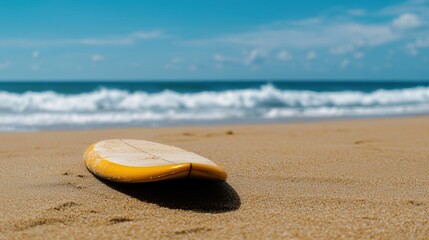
top-left (83, 139), bottom-right (227, 183)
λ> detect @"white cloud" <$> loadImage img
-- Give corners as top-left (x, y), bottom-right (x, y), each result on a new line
top-left (0, 30), bottom-right (164, 47)
top-left (164, 57), bottom-right (185, 70)
top-left (213, 53), bottom-right (238, 63)
top-left (306, 51), bottom-right (317, 60)
top-left (131, 31), bottom-right (164, 40)
top-left (379, 0), bottom-right (429, 17)
top-left (213, 53), bottom-right (235, 69)
top-left (277, 50), bottom-right (292, 61)
top-left (31, 50), bottom-right (41, 70)
top-left (213, 53), bottom-right (225, 62)
top-left (392, 13), bottom-right (421, 29)
top-left (406, 37), bottom-right (429, 55)
top-left (213, 51), bottom-right (266, 66)
top-left (0, 61), bottom-right (10, 70)
top-left (191, 4), bottom-right (428, 59)
top-left (332, 24), bottom-right (398, 54)
top-left (243, 49), bottom-right (266, 65)
top-left (413, 37), bottom-right (429, 47)
top-left (91, 54), bottom-right (104, 64)
top-left (340, 59), bottom-right (350, 68)
top-left (32, 50), bottom-right (40, 59)
top-left (354, 51), bottom-right (365, 59)
top-left (204, 19), bottom-right (398, 58)
top-left (171, 58), bottom-right (183, 64)
top-left (330, 44), bottom-right (356, 54)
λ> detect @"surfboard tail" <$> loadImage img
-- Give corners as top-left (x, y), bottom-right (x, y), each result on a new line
top-left (189, 163), bottom-right (228, 181)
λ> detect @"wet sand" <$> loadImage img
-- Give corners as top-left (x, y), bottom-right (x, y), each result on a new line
top-left (0, 117), bottom-right (428, 239)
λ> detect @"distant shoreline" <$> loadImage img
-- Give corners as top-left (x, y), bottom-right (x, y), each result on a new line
top-left (2, 114), bottom-right (429, 133)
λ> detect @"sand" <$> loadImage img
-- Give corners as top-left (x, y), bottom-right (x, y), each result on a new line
top-left (0, 117), bottom-right (428, 239)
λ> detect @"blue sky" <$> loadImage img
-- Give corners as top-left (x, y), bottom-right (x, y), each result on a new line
top-left (0, 0), bottom-right (428, 80)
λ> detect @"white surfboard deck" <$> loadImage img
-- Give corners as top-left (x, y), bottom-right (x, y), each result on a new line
top-left (84, 139), bottom-right (227, 183)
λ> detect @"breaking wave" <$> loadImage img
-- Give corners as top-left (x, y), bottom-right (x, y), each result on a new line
top-left (1, 84), bottom-right (429, 131)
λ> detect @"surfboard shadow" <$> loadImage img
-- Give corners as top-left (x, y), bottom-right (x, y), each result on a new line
top-left (99, 178), bottom-right (241, 213)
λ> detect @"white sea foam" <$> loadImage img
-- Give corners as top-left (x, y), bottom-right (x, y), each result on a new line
top-left (1, 84), bottom-right (429, 131)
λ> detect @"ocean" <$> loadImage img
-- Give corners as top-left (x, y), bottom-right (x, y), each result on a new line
top-left (1, 81), bottom-right (429, 131)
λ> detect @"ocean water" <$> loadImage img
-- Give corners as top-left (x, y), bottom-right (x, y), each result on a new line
top-left (1, 81), bottom-right (429, 131)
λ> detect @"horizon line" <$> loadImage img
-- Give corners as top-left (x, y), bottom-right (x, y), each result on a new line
top-left (1, 79), bottom-right (429, 83)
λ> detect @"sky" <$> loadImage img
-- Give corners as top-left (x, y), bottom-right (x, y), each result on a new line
top-left (0, 0), bottom-right (428, 81)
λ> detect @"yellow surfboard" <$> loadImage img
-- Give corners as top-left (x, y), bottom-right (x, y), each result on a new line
top-left (83, 139), bottom-right (227, 183)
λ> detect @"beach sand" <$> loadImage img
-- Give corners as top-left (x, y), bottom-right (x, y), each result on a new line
top-left (0, 117), bottom-right (428, 239)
